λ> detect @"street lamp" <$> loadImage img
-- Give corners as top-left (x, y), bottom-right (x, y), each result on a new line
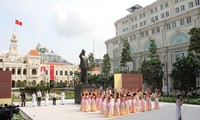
top-left (57, 79), bottom-right (58, 87)
top-left (46, 79), bottom-right (49, 86)
top-left (166, 61), bottom-right (169, 96)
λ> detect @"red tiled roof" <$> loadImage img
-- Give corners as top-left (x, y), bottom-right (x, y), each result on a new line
top-left (28, 49), bottom-right (40, 56)
top-left (91, 66), bottom-right (100, 71)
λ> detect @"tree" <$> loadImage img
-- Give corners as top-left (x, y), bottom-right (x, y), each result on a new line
top-left (188, 28), bottom-right (200, 56)
top-left (88, 53), bottom-right (95, 71)
top-left (170, 28), bottom-right (200, 96)
top-left (120, 39), bottom-right (133, 72)
top-left (170, 55), bottom-right (200, 96)
top-left (39, 80), bottom-right (46, 86)
top-left (88, 74), bottom-right (114, 88)
top-left (149, 39), bottom-right (157, 58)
top-left (140, 39), bottom-right (164, 90)
top-left (141, 58), bottom-right (164, 90)
top-left (101, 54), bottom-right (111, 77)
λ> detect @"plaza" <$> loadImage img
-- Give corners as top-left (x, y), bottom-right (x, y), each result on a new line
top-left (1, 0), bottom-right (200, 119)
top-left (15, 99), bottom-right (200, 120)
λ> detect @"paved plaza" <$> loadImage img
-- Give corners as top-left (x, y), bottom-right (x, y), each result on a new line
top-left (15, 99), bottom-right (200, 120)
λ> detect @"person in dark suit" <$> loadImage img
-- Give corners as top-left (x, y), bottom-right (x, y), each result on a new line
top-left (79, 49), bottom-right (89, 83)
top-left (52, 91), bottom-right (57, 105)
top-left (20, 91), bottom-right (26, 107)
top-left (37, 90), bottom-right (42, 106)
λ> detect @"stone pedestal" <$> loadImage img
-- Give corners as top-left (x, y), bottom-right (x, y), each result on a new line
top-left (0, 71), bottom-right (12, 104)
top-left (75, 84), bottom-right (95, 104)
top-left (114, 73), bottom-right (143, 91)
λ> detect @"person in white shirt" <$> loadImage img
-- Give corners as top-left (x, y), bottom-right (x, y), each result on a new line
top-left (45, 91), bottom-right (49, 106)
top-left (37, 90), bottom-right (42, 106)
top-left (61, 90), bottom-right (65, 105)
top-left (176, 94), bottom-right (184, 120)
top-left (32, 93), bottom-right (36, 107)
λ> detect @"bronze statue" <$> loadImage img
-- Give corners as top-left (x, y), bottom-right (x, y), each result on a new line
top-left (79, 49), bottom-right (89, 83)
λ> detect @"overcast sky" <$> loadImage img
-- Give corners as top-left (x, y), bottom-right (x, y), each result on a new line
top-left (0, 0), bottom-right (155, 64)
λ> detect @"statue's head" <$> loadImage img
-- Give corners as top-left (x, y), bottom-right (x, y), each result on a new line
top-left (82, 49), bottom-right (85, 55)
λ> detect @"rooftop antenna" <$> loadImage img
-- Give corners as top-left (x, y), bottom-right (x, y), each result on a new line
top-left (93, 40), bottom-right (95, 59)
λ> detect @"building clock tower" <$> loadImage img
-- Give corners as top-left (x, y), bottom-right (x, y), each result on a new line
top-left (9, 32), bottom-right (19, 61)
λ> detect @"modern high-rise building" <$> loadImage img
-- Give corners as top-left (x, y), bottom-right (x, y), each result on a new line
top-left (105, 0), bottom-right (200, 92)
top-left (0, 32), bottom-right (79, 87)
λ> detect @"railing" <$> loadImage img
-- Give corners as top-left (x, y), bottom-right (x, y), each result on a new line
top-left (19, 108), bottom-right (33, 120)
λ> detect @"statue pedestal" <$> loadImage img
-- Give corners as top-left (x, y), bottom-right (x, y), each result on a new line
top-left (0, 71), bottom-right (12, 104)
top-left (74, 84), bottom-right (95, 104)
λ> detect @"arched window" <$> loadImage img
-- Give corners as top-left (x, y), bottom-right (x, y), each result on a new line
top-left (60, 71), bottom-right (63, 75)
top-left (12, 80), bottom-right (15, 87)
top-left (170, 32), bottom-right (189, 45)
top-left (143, 40), bottom-right (160, 51)
top-left (17, 69), bottom-right (21, 75)
top-left (5, 68), bottom-right (10, 71)
top-left (130, 46), bottom-right (137, 54)
top-left (32, 69), bottom-right (37, 75)
top-left (32, 80), bottom-right (36, 85)
top-left (23, 69), bottom-right (26, 75)
top-left (12, 68), bottom-right (15, 74)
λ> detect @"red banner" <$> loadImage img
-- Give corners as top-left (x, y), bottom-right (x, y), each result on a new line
top-left (50, 64), bottom-right (54, 80)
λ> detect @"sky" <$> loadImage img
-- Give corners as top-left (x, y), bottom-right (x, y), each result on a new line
top-left (0, 0), bottom-right (156, 64)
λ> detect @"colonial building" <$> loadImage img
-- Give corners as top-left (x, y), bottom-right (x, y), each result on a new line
top-left (105, 0), bottom-right (200, 92)
top-left (0, 32), bottom-right (79, 87)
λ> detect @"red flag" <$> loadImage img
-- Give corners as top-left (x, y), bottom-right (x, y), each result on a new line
top-left (50, 64), bottom-right (54, 80)
top-left (15, 19), bottom-right (22, 26)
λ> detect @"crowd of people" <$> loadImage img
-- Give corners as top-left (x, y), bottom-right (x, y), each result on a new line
top-left (32, 90), bottom-right (65, 106)
top-left (80, 88), bottom-right (160, 118)
top-left (19, 87), bottom-right (185, 119)
top-left (20, 90), bottom-right (66, 107)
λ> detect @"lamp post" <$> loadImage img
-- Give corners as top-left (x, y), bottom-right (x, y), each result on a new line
top-left (166, 61), bottom-right (169, 96)
top-left (57, 79), bottom-right (58, 88)
top-left (46, 79), bottom-right (49, 86)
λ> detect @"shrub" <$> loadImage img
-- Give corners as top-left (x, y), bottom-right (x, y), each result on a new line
top-left (157, 96), bottom-right (200, 105)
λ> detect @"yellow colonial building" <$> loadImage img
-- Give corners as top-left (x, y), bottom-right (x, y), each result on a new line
top-left (0, 32), bottom-right (79, 87)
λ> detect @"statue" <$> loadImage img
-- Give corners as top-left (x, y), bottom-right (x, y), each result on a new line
top-left (79, 49), bottom-right (89, 83)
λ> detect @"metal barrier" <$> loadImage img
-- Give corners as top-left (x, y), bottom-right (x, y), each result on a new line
top-left (19, 108), bottom-right (33, 120)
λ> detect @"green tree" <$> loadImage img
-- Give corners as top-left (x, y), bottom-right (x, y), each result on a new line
top-left (170, 28), bottom-right (200, 96)
top-left (88, 54), bottom-right (113, 88)
top-left (141, 58), bottom-right (164, 90)
top-left (140, 39), bottom-right (164, 90)
top-left (120, 39), bottom-right (133, 72)
top-left (171, 55), bottom-right (200, 96)
top-left (74, 71), bottom-right (80, 79)
top-left (188, 28), bottom-right (200, 56)
top-left (149, 39), bottom-right (157, 58)
top-left (88, 74), bottom-right (114, 88)
top-left (101, 54), bottom-right (111, 77)
top-left (88, 53), bottom-right (95, 71)
top-left (39, 80), bottom-right (46, 86)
